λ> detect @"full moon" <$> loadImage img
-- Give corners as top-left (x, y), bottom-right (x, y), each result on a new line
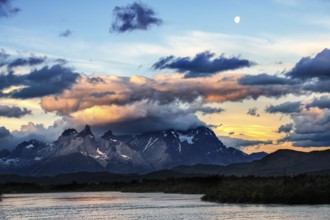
top-left (234, 16), bottom-right (240, 24)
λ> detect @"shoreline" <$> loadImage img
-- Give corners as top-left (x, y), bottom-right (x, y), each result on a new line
top-left (1, 174), bottom-right (330, 205)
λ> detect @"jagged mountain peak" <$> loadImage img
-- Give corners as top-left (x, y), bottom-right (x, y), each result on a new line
top-left (61, 128), bottom-right (78, 136)
top-left (77, 124), bottom-right (94, 137)
top-left (18, 139), bottom-right (45, 148)
top-left (194, 126), bottom-right (215, 134)
top-left (101, 130), bottom-right (114, 140)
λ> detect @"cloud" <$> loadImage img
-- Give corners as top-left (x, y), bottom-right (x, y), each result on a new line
top-left (303, 80), bottom-right (330, 93)
top-left (238, 73), bottom-right (296, 85)
top-left (69, 100), bottom-right (204, 134)
top-left (0, 120), bottom-right (71, 150)
top-left (0, 0), bottom-right (20, 18)
top-left (36, 70), bottom-right (303, 135)
top-left (278, 123), bottom-right (293, 133)
top-left (208, 124), bottom-right (221, 129)
top-left (0, 49), bottom-right (9, 63)
top-left (292, 109), bottom-right (330, 134)
top-left (87, 76), bottom-right (105, 84)
top-left (280, 132), bottom-right (330, 147)
top-left (1, 64), bottom-right (80, 99)
top-left (219, 136), bottom-right (272, 149)
top-left (0, 105), bottom-right (31, 118)
top-left (40, 73), bottom-right (287, 134)
top-left (187, 98), bottom-right (224, 115)
top-left (238, 49), bottom-right (330, 94)
top-left (247, 107), bottom-right (260, 117)
top-left (152, 51), bottom-right (254, 78)
top-left (110, 1), bottom-right (162, 33)
top-left (12, 120), bottom-right (69, 140)
top-left (40, 74), bottom-right (296, 116)
top-left (90, 91), bottom-right (116, 98)
top-left (0, 71), bottom-right (22, 91)
top-left (286, 48), bottom-right (330, 79)
top-left (7, 56), bottom-right (47, 69)
top-left (0, 51), bottom-right (54, 71)
top-left (0, 126), bottom-right (17, 150)
top-left (306, 95), bottom-right (330, 110)
top-left (273, 48), bottom-right (330, 94)
top-left (279, 108), bottom-right (330, 147)
top-left (190, 106), bottom-right (224, 115)
top-left (0, 126), bottom-right (10, 138)
top-left (265, 101), bottom-right (303, 114)
top-left (59, 29), bottom-right (73, 37)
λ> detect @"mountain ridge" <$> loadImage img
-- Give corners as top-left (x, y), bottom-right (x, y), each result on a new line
top-left (172, 149), bottom-right (330, 176)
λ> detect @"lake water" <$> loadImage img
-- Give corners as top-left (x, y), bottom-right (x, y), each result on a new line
top-left (0, 192), bottom-right (330, 219)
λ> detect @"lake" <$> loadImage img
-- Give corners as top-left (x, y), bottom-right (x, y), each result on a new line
top-left (0, 192), bottom-right (330, 219)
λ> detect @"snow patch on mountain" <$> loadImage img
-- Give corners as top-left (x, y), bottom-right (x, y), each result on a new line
top-left (120, 154), bottom-right (130, 160)
top-left (178, 133), bottom-right (194, 144)
top-left (2, 158), bottom-right (20, 166)
top-left (26, 144), bottom-right (34, 149)
top-left (143, 137), bottom-right (158, 152)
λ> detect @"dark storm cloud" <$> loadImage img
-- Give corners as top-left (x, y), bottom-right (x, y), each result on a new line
top-left (278, 123), bottom-right (293, 133)
top-left (85, 102), bottom-right (205, 135)
top-left (0, 71), bottom-right (22, 90)
top-left (7, 56), bottom-right (47, 69)
top-left (0, 0), bottom-right (20, 18)
top-left (10, 64), bottom-right (80, 99)
top-left (265, 101), bottom-right (303, 114)
top-left (238, 49), bottom-right (330, 95)
top-left (219, 136), bottom-right (272, 149)
top-left (238, 73), bottom-right (296, 85)
top-left (279, 131), bottom-right (330, 147)
top-left (0, 50), bottom-right (48, 69)
top-left (152, 51), bottom-right (254, 78)
top-left (0, 105), bottom-right (31, 118)
top-left (0, 64), bottom-right (80, 99)
top-left (303, 80), bottom-right (330, 93)
top-left (278, 108), bottom-right (330, 147)
top-left (110, 1), bottom-right (162, 33)
top-left (247, 107), bottom-right (259, 117)
top-left (0, 126), bottom-right (10, 138)
top-left (286, 48), bottom-right (330, 79)
top-left (59, 29), bottom-right (73, 37)
top-left (306, 96), bottom-right (330, 110)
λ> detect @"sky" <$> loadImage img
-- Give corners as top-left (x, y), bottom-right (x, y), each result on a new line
top-left (1, 0), bottom-right (330, 153)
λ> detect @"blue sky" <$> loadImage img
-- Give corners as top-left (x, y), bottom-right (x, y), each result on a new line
top-left (1, 0), bottom-right (330, 153)
top-left (2, 0), bottom-right (330, 76)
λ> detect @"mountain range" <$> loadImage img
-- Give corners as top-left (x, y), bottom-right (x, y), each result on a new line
top-left (0, 149), bottom-right (330, 186)
top-left (0, 125), bottom-right (266, 176)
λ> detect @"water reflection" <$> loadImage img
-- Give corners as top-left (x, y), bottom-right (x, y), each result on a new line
top-left (1, 192), bottom-right (330, 220)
